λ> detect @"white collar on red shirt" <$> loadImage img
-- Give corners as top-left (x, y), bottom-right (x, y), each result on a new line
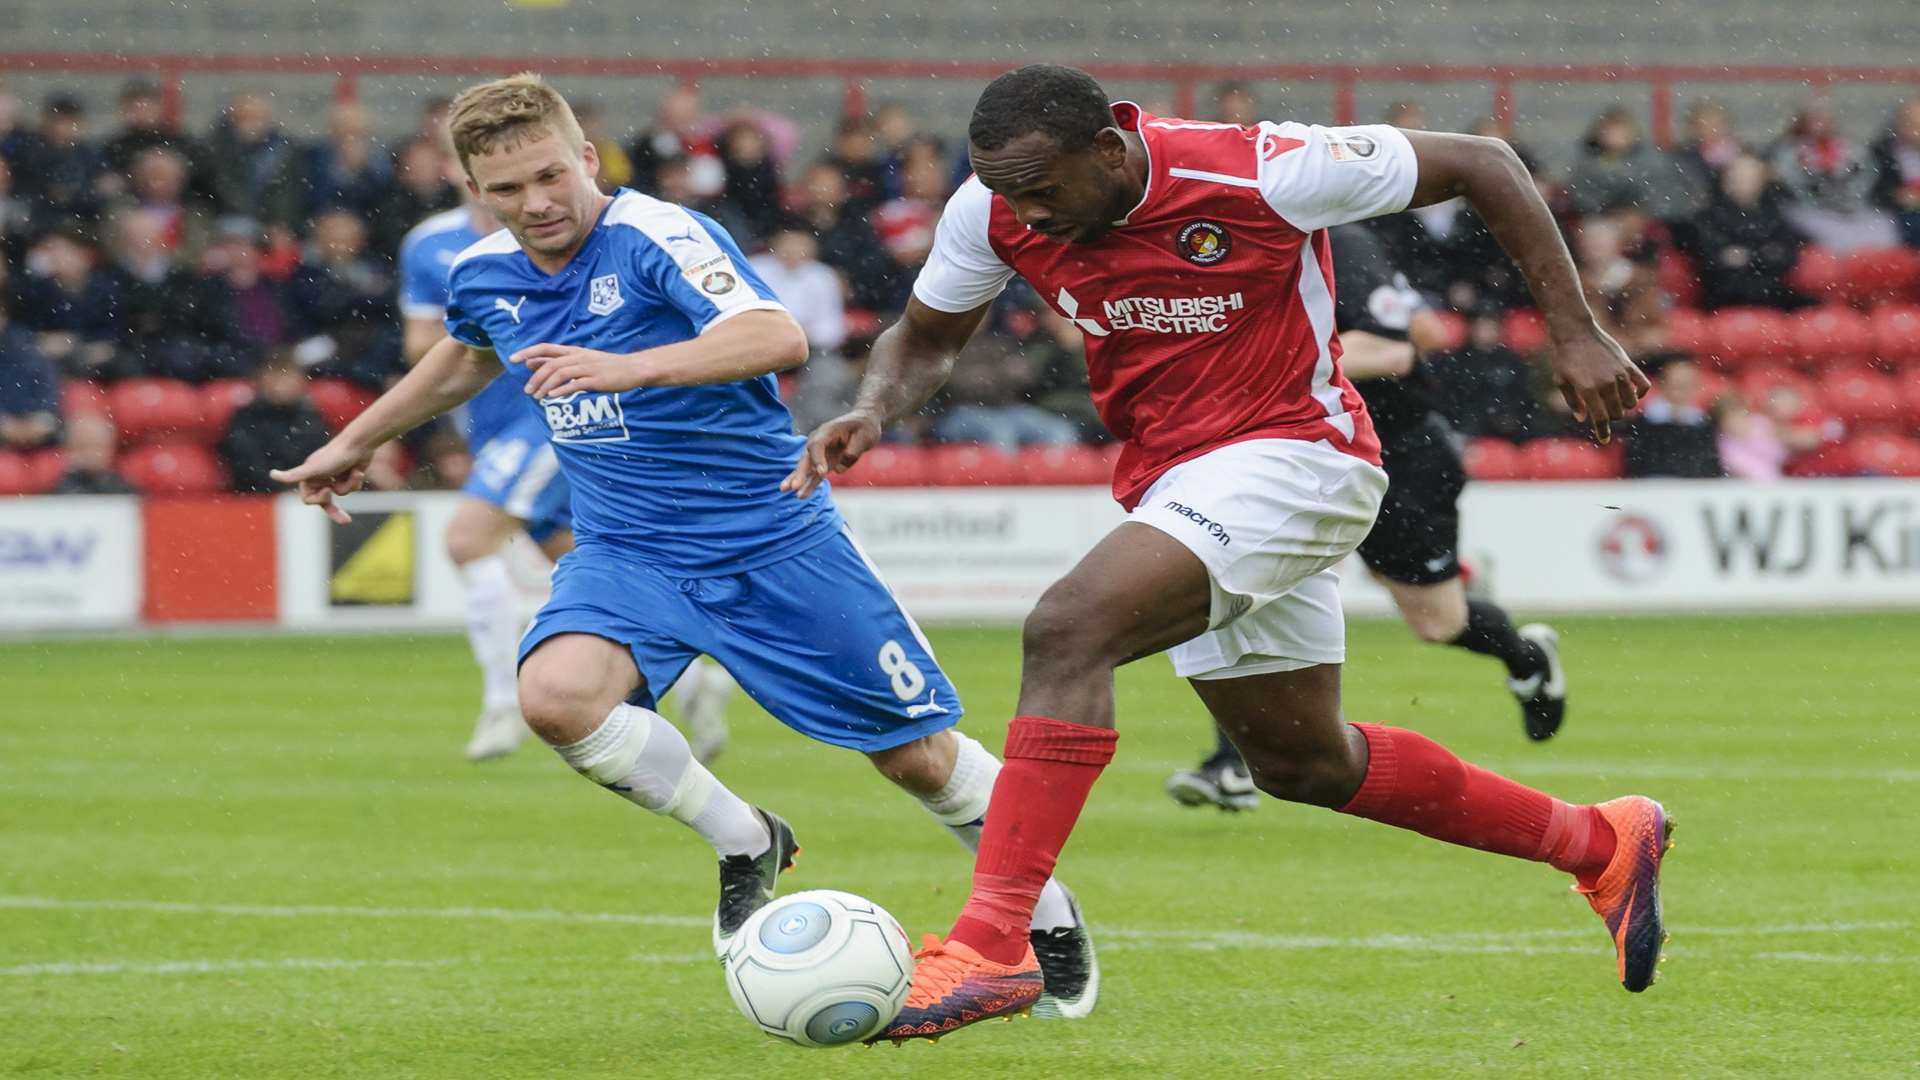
top-left (1109, 100), bottom-right (1155, 225)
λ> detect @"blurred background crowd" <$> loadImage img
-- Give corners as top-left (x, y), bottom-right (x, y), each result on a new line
top-left (3, 75), bottom-right (1920, 495)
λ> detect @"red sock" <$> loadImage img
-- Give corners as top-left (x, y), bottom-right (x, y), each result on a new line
top-left (1339, 724), bottom-right (1616, 882)
top-left (949, 716), bottom-right (1118, 966)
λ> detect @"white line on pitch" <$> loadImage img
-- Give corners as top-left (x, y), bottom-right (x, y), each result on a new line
top-left (0, 895), bottom-right (708, 928)
top-left (0, 957), bottom-right (460, 977)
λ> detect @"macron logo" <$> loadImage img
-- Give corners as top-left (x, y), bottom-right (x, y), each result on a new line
top-left (1165, 501), bottom-right (1231, 545)
top-left (1055, 287), bottom-right (1109, 338)
top-left (494, 296), bottom-right (527, 324)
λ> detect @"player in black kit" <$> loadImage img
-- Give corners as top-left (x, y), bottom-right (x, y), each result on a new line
top-left (1168, 222), bottom-right (1567, 812)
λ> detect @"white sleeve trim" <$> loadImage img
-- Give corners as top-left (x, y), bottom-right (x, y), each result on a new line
top-left (400, 302), bottom-right (448, 321)
top-left (1257, 122), bottom-right (1419, 233)
top-left (911, 177), bottom-right (1014, 314)
top-left (699, 299), bottom-right (790, 332)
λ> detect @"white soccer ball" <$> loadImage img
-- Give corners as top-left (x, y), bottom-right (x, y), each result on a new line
top-left (723, 889), bottom-right (915, 1047)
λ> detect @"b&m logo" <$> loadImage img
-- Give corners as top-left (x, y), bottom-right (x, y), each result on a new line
top-left (541, 390), bottom-right (630, 443)
top-left (0, 530), bottom-right (97, 569)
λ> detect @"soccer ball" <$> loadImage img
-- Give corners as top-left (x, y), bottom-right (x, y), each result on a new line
top-left (723, 889), bottom-right (915, 1047)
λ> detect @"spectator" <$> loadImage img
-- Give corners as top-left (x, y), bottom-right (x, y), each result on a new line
top-left (1685, 154), bottom-right (1808, 310)
top-left (1020, 306), bottom-right (1105, 442)
top-left (200, 219), bottom-right (290, 357)
top-left (717, 120), bottom-right (782, 244)
top-left (286, 208), bottom-right (398, 388)
top-left (1868, 95), bottom-right (1920, 247)
top-left (872, 102), bottom-right (919, 198)
top-left (117, 147), bottom-right (210, 261)
top-left (1624, 355), bottom-right (1722, 478)
top-left (575, 102), bottom-right (634, 192)
top-left (0, 83), bottom-right (26, 166)
top-left (827, 116), bottom-right (887, 211)
top-left (107, 211), bottom-right (243, 382)
top-left (1566, 106), bottom-right (1684, 220)
top-left (361, 439), bottom-right (414, 491)
top-left (49, 412), bottom-right (136, 494)
top-left (1764, 383), bottom-right (1848, 476)
top-left (1424, 307), bottom-right (1547, 441)
top-left (1211, 82), bottom-right (1258, 126)
top-left (929, 333), bottom-right (1079, 451)
top-left (219, 350), bottom-right (329, 493)
top-left (1575, 210), bottom-right (1666, 358)
top-left (1769, 99), bottom-right (1900, 251)
top-left (1667, 99), bottom-right (1749, 221)
top-left (11, 222), bottom-right (122, 378)
top-left (871, 137), bottom-right (948, 272)
top-left (1714, 395), bottom-right (1788, 481)
top-left (97, 78), bottom-right (210, 205)
top-left (205, 92), bottom-right (299, 231)
top-left (367, 136), bottom-right (462, 259)
top-left (0, 156), bottom-right (36, 261)
top-left (627, 84), bottom-right (721, 197)
top-left (11, 94), bottom-right (103, 223)
top-left (294, 102), bottom-right (392, 224)
top-left (0, 285), bottom-right (61, 451)
top-left (748, 220), bottom-right (845, 355)
top-left (795, 159), bottom-right (902, 311)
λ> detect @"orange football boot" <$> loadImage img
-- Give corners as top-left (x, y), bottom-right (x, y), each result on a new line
top-left (872, 935), bottom-right (1044, 1044)
top-left (1577, 796), bottom-right (1676, 992)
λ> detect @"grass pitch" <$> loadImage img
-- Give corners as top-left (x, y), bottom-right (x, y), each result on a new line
top-left (3, 614), bottom-right (1917, 1078)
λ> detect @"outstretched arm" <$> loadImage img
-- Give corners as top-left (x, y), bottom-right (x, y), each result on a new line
top-left (270, 336), bottom-right (500, 523)
top-left (1401, 130), bottom-right (1650, 441)
top-left (516, 309), bottom-right (809, 397)
top-left (781, 297), bottom-right (990, 498)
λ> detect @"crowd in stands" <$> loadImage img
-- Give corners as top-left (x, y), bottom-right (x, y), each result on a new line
top-left (3, 74), bottom-right (1920, 496)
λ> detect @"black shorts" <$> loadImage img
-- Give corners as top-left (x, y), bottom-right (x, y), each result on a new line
top-left (1357, 434), bottom-right (1467, 586)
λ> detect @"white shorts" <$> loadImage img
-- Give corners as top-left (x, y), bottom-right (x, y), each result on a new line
top-left (1129, 438), bottom-right (1387, 681)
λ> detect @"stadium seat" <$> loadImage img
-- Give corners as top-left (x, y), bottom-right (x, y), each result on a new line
top-left (1791, 305), bottom-right (1874, 369)
top-left (1691, 368), bottom-right (1734, 407)
top-left (1898, 370), bottom-right (1920, 428)
top-left (62, 379), bottom-right (110, 418)
top-left (23, 449), bottom-right (67, 493)
top-left (308, 377), bottom-right (378, 433)
top-left (1816, 366), bottom-right (1905, 429)
top-left (831, 444), bottom-right (929, 488)
top-left (1655, 250), bottom-right (1702, 308)
top-left (1787, 246), bottom-right (1843, 301)
top-left (1869, 304), bottom-right (1920, 367)
top-left (1662, 306), bottom-right (1711, 359)
top-left (1501, 309), bottom-right (1548, 355)
top-left (0, 449), bottom-right (30, 495)
top-left (925, 443), bottom-right (1021, 485)
top-left (1518, 437), bottom-right (1621, 481)
top-left (1839, 248), bottom-right (1920, 307)
top-left (107, 377), bottom-right (203, 443)
top-left (1016, 444), bottom-right (1111, 486)
top-left (1462, 437), bottom-right (1527, 481)
top-left (198, 379), bottom-right (257, 442)
top-left (117, 442), bottom-right (227, 495)
top-left (1427, 310), bottom-right (1469, 353)
top-left (1736, 365), bottom-right (1813, 405)
top-left (1705, 307), bottom-right (1794, 369)
top-left (1846, 432), bottom-right (1920, 477)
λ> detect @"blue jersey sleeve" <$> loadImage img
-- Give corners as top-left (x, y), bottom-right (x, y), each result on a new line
top-left (619, 206), bottom-right (786, 335)
top-left (398, 232), bottom-right (451, 320)
top-left (443, 262), bottom-right (494, 350)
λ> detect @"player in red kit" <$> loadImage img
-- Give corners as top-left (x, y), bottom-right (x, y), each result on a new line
top-left (784, 65), bottom-right (1672, 1041)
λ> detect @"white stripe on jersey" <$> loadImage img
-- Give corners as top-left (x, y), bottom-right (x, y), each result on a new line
top-left (503, 441), bottom-right (562, 520)
top-left (449, 227), bottom-right (520, 269)
top-left (604, 190), bottom-right (772, 320)
top-left (1167, 167), bottom-right (1262, 188)
top-left (1295, 231), bottom-right (1355, 440)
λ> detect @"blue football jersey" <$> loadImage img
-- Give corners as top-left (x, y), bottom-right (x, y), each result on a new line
top-left (444, 188), bottom-right (841, 576)
top-left (397, 206), bottom-right (529, 443)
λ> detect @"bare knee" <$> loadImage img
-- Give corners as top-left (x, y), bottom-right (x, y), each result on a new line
top-left (517, 638), bottom-right (637, 745)
top-left (1239, 725), bottom-right (1366, 808)
top-left (866, 731), bottom-right (956, 797)
top-left (1403, 605), bottom-right (1465, 644)
top-left (445, 501), bottom-right (518, 566)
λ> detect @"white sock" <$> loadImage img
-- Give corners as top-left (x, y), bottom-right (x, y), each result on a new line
top-left (458, 555), bottom-right (525, 712)
top-left (919, 731), bottom-right (1077, 933)
top-left (556, 704), bottom-right (770, 857)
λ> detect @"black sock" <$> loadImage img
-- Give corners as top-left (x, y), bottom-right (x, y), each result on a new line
top-left (1448, 600), bottom-right (1545, 680)
top-left (1206, 728), bottom-right (1245, 769)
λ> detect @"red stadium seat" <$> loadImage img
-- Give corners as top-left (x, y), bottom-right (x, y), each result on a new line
top-left (1839, 248), bottom-right (1920, 307)
top-left (1691, 368), bottom-right (1734, 408)
top-left (62, 379), bottom-right (110, 418)
top-left (107, 377), bottom-right (203, 443)
top-left (1705, 307), bottom-right (1794, 369)
top-left (1847, 433), bottom-right (1920, 476)
top-left (1501, 309), bottom-right (1548, 356)
top-left (308, 377), bottom-right (379, 433)
top-left (1427, 310), bottom-right (1469, 353)
top-left (1655, 250), bottom-right (1701, 308)
top-left (924, 443), bottom-right (1021, 486)
top-left (831, 445), bottom-right (929, 488)
top-left (1463, 437), bottom-right (1526, 481)
top-left (23, 449), bottom-right (67, 494)
top-left (1737, 365), bottom-right (1813, 406)
top-left (1016, 444), bottom-right (1110, 486)
top-left (117, 442), bottom-right (227, 495)
top-left (1518, 438), bottom-right (1621, 481)
top-left (1787, 246), bottom-right (1843, 301)
top-left (1817, 366), bottom-right (1905, 429)
top-left (198, 379), bottom-right (257, 442)
top-left (0, 449), bottom-right (29, 495)
top-left (1791, 306), bottom-right (1874, 369)
top-left (1662, 306), bottom-right (1711, 358)
top-left (1869, 304), bottom-right (1920, 367)
top-left (1899, 370), bottom-right (1920, 428)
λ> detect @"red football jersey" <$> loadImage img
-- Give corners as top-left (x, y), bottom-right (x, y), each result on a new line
top-left (914, 103), bottom-right (1420, 508)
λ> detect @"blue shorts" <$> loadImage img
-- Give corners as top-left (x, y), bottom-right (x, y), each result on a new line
top-left (462, 417), bottom-right (572, 544)
top-left (519, 530), bottom-right (962, 752)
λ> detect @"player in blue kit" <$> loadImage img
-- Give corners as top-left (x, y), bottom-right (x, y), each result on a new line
top-left (399, 191), bottom-right (735, 764)
top-left (272, 74), bottom-right (1097, 1017)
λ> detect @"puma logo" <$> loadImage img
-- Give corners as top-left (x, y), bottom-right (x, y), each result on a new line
top-left (904, 689), bottom-right (948, 719)
top-left (495, 295), bottom-right (528, 323)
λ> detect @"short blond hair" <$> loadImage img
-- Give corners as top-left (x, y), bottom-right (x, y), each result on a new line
top-left (446, 73), bottom-right (585, 175)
